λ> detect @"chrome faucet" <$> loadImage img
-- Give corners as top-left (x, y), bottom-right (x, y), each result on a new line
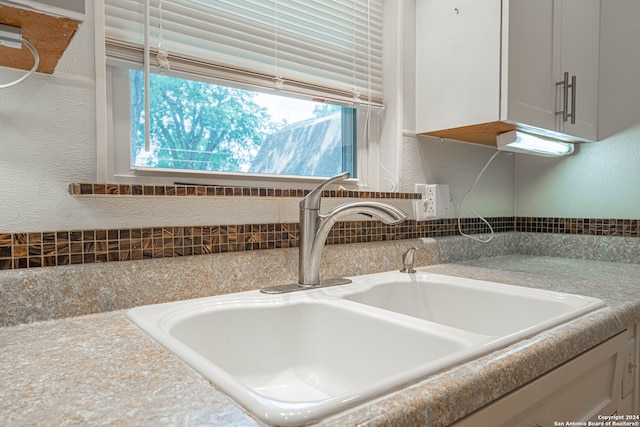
top-left (400, 247), bottom-right (419, 273)
top-left (261, 172), bottom-right (408, 294)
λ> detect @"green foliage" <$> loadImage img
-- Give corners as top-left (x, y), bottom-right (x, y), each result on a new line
top-left (130, 71), bottom-right (273, 171)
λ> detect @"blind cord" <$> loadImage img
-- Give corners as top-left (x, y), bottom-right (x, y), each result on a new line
top-left (456, 150), bottom-right (502, 243)
top-left (143, 0), bottom-right (151, 152)
top-left (0, 38), bottom-right (39, 89)
top-left (156, 0), bottom-right (170, 71)
top-left (273, 0), bottom-right (284, 91)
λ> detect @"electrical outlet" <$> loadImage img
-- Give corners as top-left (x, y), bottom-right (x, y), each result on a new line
top-left (425, 185), bottom-right (438, 217)
top-left (413, 184), bottom-right (428, 220)
top-left (414, 184), bottom-right (449, 220)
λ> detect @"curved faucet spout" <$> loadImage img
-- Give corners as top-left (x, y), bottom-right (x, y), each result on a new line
top-left (259, 173), bottom-right (409, 293)
top-left (300, 171), bottom-right (350, 210)
top-left (320, 201), bottom-right (408, 229)
top-left (302, 201), bottom-right (408, 286)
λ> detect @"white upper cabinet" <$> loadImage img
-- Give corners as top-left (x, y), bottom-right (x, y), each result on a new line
top-left (416, 0), bottom-right (600, 146)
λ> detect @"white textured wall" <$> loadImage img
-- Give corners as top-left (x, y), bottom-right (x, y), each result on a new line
top-left (0, 0), bottom-right (413, 232)
top-left (0, 3), bottom-right (294, 232)
top-left (401, 135), bottom-right (515, 218)
top-left (515, 0), bottom-right (640, 218)
top-left (515, 125), bottom-right (640, 218)
top-left (6, 0), bottom-right (634, 234)
top-left (0, 2), bottom-right (96, 232)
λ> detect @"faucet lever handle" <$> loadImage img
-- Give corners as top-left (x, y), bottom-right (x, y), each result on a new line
top-left (300, 172), bottom-right (350, 210)
top-left (400, 247), bottom-right (419, 274)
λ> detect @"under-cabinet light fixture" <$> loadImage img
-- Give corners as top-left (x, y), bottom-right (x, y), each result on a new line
top-left (0, 23), bottom-right (22, 49)
top-left (0, 23), bottom-right (40, 89)
top-left (496, 130), bottom-right (575, 157)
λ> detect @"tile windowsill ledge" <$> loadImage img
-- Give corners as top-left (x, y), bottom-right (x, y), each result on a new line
top-left (69, 183), bottom-right (421, 199)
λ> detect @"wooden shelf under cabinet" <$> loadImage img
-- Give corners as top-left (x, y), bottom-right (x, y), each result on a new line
top-left (0, 3), bottom-right (81, 74)
top-left (420, 121), bottom-right (517, 147)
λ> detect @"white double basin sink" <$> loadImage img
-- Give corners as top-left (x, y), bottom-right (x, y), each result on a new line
top-left (127, 271), bottom-right (605, 426)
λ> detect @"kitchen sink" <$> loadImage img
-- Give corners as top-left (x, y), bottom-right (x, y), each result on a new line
top-left (127, 270), bottom-right (605, 426)
top-left (342, 271), bottom-right (603, 337)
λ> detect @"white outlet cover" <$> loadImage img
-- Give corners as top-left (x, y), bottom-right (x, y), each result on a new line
top-left (415, 184), bottom-right (449, 219)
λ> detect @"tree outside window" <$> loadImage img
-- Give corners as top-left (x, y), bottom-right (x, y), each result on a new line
top-left (129, 71), bottom-right (354, 178)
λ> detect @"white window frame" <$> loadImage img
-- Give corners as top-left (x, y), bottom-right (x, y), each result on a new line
top-left (106, 64), bottom-right (380, 188)
top-left (95, 0), bottom-right (398, 191)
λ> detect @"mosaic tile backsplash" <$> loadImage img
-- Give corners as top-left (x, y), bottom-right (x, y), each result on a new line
top-left (3, 215), bottom-right (638, 271)
top-left (0, 184), bottom-right (637, 271)
top-left (516, 217), bottom-right (640, 236)
top-left (0, 218), bottom-right (514, 270)
top-left (69, 183), bottom-right (420, 199)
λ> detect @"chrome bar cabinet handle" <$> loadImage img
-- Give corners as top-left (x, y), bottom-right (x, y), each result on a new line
top-left (556, 71), bottom-right (569, 123)
top-left (555, 72), bottom-right (577, 125)
top-left (569, 74), bottom-right (576, 124)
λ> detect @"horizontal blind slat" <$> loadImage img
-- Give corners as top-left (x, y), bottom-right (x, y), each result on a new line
top-left (104, 0), bottom-right (384, 105)
top-left (105, 39), bottom-right (384, 107)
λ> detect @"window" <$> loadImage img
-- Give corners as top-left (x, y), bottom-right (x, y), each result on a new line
top-left (127, 69), bottom-right (356, 178)
top-left (99, 0), bottom-right (383, 186)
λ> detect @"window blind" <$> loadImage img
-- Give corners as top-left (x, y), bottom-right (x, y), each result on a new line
top-left (103, 0), bottom-right (384, 107)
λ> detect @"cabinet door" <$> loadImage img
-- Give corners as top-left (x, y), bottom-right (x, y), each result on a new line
top-left (415, 0), bottom-right (599, 144)
top-left (415, 0), bottom-right (502, 133)
top-left (452, 331), bottom-right (626, 427)
top-left (554, 0), bottom-right (600, 141)
top-left (506, 0), bottom-right (599, 141)
top-left (504, 0), bottom-right (556, 131)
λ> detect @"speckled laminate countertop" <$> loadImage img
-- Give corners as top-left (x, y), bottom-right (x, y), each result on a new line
top-left (2, 254), bottom-right (639, 427)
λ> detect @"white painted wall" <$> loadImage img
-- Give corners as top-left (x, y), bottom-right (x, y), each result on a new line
top-left (515, 125), bottom-right (640, 218)
top-left (402, 136), bottom-right (515, 218)
top-left (0, 2), bottom-right (96, 232)
top-left (515, 0), bottom-right (640, 218)
top-left (0, 1), bottom-right (303, 232)
top-left (13, 0), bottom-right (633, 234)
top-left (0, 1), bottom-right (414, 232)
